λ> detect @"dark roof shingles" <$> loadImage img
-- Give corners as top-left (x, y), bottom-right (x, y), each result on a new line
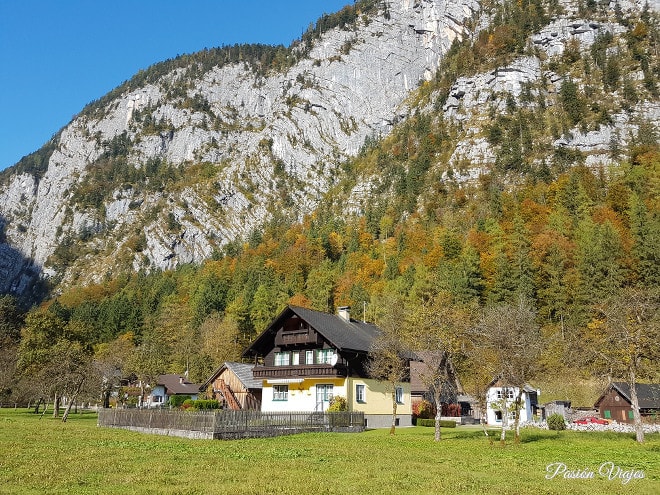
top-left (288, 305), bottom-right (381, 352)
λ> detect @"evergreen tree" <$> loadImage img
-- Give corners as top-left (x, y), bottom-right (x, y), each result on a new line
top-left (629, 193), bottom-right (660, 287)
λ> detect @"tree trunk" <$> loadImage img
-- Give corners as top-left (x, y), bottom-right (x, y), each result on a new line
top-left (33, 397), bottom-right (43, 414)
top-left (629, 371), bottom-right (645, 443)
top-left (479, 400), bottom-right (491, 443)
top-left (390, 392), bottom-right (398, 436)
top-left (513, 389), bottom-right (523, 444)
top-left (434, 389), bottom-right (442, 441)
top-left (52, 393), bottom-right (60, 418)
top-left (500, 388), bottom-right (508, 446)
top-left (62, 378), bottom-right (85, 423)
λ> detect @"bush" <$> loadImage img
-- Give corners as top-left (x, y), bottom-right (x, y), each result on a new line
top-left (192, 399), bottom-right (220, 410)
top-left (327, 396), bottom-right (348, 412)
top-left (169, 395), bottom-right (192, 408)
top-left (416, 419), bottom-right (457, 428)
top-left (413, 399), bottom-right (435, 420)
top-left (547, 413), bottom-right (566, 431)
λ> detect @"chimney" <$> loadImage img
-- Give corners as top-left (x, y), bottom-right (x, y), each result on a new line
top-left (338, 306), bottom-right (351, 322)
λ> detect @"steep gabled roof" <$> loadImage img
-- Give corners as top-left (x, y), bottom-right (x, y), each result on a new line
top-left (156, 374), bottom-right (201, 395)
top-left (243, 305), bottom-right (381, 357)
top-left (595, 382), bottom-right (660, 409)
top-left (200, 362), bottom-right (262, 391)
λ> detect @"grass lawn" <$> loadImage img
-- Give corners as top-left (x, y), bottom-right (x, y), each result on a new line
top-left (0, 409), bottom-right (657, 494)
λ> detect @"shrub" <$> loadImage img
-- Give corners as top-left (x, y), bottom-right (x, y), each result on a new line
top-left (413, 399), bottom-right (435, 419)
top-left (416, 419), bottom-right (457, 428)
top-left (547, 413), bottom-right (566, 431)
top-left (192, 399), bottom-right (220, 410)
top-left (327, 396), bottom-right (348, 412)
top-left (169, 395), bottom-right (192, 408)
top-left (182, 399), bottom-right (194, 410)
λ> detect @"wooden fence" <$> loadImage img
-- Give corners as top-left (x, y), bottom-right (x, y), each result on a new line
top-left (98, 408), bottom-right (365, 439)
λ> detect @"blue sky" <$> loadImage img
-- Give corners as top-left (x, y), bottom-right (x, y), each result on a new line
top-left (0, 1), bottom-right (350, 172)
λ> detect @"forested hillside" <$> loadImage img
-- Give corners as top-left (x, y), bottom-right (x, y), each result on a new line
top-left (0, 0), bottom-right (657, 410)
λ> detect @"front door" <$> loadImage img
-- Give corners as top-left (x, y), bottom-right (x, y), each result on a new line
top-left (316, 384), bottom-right (333, 411)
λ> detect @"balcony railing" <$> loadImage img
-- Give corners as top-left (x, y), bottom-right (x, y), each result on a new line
top-left (274, 329), bottom-right (322, 346)
top-left (252, 364), bottom-right (348, 379)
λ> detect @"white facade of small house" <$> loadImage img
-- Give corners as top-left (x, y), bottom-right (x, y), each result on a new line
top-left (145, 374), bottom-right (200, 407)
top-left (260, 378), bottom-right (348, 413)
top-left (486, 385), bottom-right (538, 425)
top-left (146, 384), bottom-right (167, 407)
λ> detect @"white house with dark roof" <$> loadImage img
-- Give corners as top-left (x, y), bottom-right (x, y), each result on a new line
top-left (485, 379), bottom-right (540, 425)
top-left (242, 305), bottom-right (413, 428)
top-left (146, 374), bottom-right (201, 407)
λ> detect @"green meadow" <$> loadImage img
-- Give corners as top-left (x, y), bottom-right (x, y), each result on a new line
top-left (0, 409), bottom-right (657, 495)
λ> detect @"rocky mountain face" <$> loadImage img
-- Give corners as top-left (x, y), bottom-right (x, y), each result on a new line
top-left (0, 0), bottom-right (656, 302)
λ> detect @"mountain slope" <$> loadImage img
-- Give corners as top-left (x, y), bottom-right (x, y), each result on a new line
top-left (0, 0), bottom-right (480, 298)
top-left (0, 0), bottom-right (657, 303)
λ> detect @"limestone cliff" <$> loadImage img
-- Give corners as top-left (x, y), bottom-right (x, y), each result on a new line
top-left (0, 0), bottom-right (656, 301)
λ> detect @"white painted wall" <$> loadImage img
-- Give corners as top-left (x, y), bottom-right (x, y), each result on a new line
top-left (260, 379), bottom-right (347, 412)
top-left (485, 386), bottom-right (533, 425)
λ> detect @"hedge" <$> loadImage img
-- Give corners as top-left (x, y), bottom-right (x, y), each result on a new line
top-left (416, 419), bottom-right (457, 428)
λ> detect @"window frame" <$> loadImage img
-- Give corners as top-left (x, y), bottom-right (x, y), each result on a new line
top-left (316, 384), bottom-right (334, 403)
top-left (355, 384), bottom-right (366, 403)
top-left (316, 348), bottom-right (334, 364)
top-left (395, 386), bottom-right (404, 404)
top-left (274, 351), bottom-right (290, 366)
top-left (273, 385), bottom-right (289, 401)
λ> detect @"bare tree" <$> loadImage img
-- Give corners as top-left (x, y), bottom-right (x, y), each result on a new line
top-left (369, 297), bottom-right (411, 435)
top-left (94, 333), bottom-right (135, 408)
top-left (589, 287), bottom-right (659, 443)
top-left (405, 296), bottom-right (472, 441)
top-left (472, 297), bottom-right (543, 444)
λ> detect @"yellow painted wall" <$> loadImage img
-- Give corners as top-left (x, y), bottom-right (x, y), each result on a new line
top-left (347, 377), bottom-right (412, 416)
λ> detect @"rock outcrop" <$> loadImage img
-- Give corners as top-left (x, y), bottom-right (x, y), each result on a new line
top-left (0, 0), bottom-right (482, 295)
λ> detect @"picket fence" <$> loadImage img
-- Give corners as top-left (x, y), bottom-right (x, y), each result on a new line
top-left (98, 408), bottom-right (365, 439)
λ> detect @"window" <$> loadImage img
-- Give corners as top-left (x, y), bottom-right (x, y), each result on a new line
top-left (496, 389), bottom-right (514, 400)
top-left (273, 385), bottom-right (288, 401)
top-left (153, 395), bottom-right (163, 403)
top-left (274, 352), bottom-right (290, 366)
top-left (317, 349), bottom-right (334, 364)
top-left (292, 352), bottom-right (300, 365)
top-left (628, 410), bottom-right (634, 419)
top-left (495, 411), bottom-right (503, 422)
top-left (305, 350), bottom-right (314, 364)
top-left (604, 410), bottom-right (611, 419)
top-left (317, 384), bottom-right (334, 404)
top-left (356, 384), bottom-right (366, 403)
top-left (395, 386), bottom-right (404, 404)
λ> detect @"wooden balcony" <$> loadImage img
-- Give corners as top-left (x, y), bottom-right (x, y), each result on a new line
top-left (252, 364), bottom-right (348, 379)
top-left (274, 329), bottom-right (322, 346)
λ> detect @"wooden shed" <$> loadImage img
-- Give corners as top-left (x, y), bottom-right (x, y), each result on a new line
top-left (594, 382), bottom-right (660, 423)
top-left (201, 362), bottom-right (262, 410)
